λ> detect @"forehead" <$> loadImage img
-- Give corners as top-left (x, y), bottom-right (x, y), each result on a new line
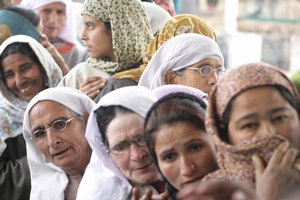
top-left (154, 122), bottom-right (209, 153)
top-left (191, 57), bottom-right (222, 68)
top-left (29, 100), bottom-right (71, 119)
top-left (106, 112), bottom-right (144, 143)
top-left (37, 2), bottom-right (66, 11)
top-left (230, 86), bottom-right (293, 114)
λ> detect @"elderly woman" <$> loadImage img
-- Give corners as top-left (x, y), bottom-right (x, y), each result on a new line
top-left (21, 0), bottom-right (87, 69)
top-left (144, 86), bottom-right (218, 199)
top-left (115, 14), bottom-right (216, 81)
top-left (185, 63), bottom-right (300, 200)
top-left (77, 86), bottom-right (168, 200)
top-left (23, 87), bottom-right (95, 200)
top-left (0, 35), bottom-right (62, 200)
top-left (0, 5), bottom-right (69, 75)
top-left (59, 0), bottom-right (152, 102)
top-left (139, 33), bottom-right (224, 95)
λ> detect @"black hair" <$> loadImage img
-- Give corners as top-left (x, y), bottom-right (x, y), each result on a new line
top-left (0, 42), bottom-right (46, 85)
top-left (144, 92), bottom-right (207, 199)
top-left (3, 4), bottom-right (41, 27)
top-left (221, 85), bottom-right (300, 143)
top-left (95, 105), bottom-right (134, 147)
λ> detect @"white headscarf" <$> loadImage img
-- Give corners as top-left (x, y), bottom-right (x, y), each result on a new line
top-left (142, 2), bottom-right (171, 35)
top-left (0, 35), bottom-right (62, 156)
top-left (23, 87), bottom-right (95, 200)
top-left (77, 86), bottom-right (157, 200)
top-left (138, 33), bottom-right (224, 90)
top-left (21, 0), bottom-right (78, 45)
top-left (153, 84), bottom-right (208, 100)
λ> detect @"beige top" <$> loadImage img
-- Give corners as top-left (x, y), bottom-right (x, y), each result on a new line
top-left (58, 62), bottom-right (110, 89)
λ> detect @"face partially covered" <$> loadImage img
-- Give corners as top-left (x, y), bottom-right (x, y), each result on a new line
top-left (154, 121), bottom-right (218, 190)
top-left (1, 52), bottom-right (46, 101)
top-left (228, 86), bottom-right (300, 150)
top-left (106, 113), bottom-right (159, 185)
top-left (29, 100), bottom-right (91, 175)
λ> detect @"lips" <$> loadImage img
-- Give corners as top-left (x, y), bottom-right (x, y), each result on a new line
top-left (52, 148), bottom-right (70, 158)
top-left (181, 176), bottom-right (203, 188)
top-left (133, 162), bottom-right (153, 171)
top-left (20, 86), bottom-right (31, 94)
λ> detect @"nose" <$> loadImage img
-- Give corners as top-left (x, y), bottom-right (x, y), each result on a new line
top-left (129, 143), bottom-right (146, 161)
top-left (47, 131), bottom-right (61, 147)
top-left (48, 12), bottom-right (58, 24)
top-left (180, 157), bottom-right (195, 176)
top-left (15, 73), bottom-right (26, 88)
top-left (259, 122), bottom-right (276, 137)
top-left (208, 71), bottom-right (219, 86)
top-left (80, 28), bottom-right (87, 41)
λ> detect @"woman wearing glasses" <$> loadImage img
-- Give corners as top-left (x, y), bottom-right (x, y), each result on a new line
top-left (138, 33), bottom-right (224, 95)
top-left (77, 86), bottom-right (168, 200)
top-left (23, 87), bottom-right (95, 200)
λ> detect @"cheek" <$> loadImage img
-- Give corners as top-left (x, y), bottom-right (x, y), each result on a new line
top-left (197, 148), bottom-right (218, 172)
top-left (159, 162), bottom-right (178, 183)
top-left (280, 121), bottom-right (300, 149)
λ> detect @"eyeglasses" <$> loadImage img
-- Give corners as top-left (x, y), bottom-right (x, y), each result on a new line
top-left (30, 116), bottom-right (81, 141)
top-left (186, 65), bottom-right (226, 77)
top-left (107, 134), bottom-right (147, 156)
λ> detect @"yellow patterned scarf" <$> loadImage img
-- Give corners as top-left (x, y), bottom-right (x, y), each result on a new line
top-left (82, 0), bottom-right (152, 74)
top-left (114, 14), bottom-right (216, 81)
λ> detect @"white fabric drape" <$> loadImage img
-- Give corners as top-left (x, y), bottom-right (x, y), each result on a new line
top-left (23, 87), bottom-right (95, 200)
top-left (77, 86), bottom-right (157, 200)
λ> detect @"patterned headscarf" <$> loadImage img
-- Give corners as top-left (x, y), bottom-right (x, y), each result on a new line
top-left (205, 62), bottom-right (299, 188)
top-left (82, 0), bottom-right (152, 74)
top-left (114, 14), bottom-right (216, 81)
top-left (0, 35), bottom-right (62, 156)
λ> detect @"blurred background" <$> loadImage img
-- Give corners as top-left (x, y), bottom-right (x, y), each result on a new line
top-left (174, 0), bottom-right (300, 75)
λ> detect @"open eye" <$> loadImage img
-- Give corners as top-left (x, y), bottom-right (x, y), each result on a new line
top-left (188, 143), bottom-right (203, 152)
top-left (111, 141), bottom-right (130, 152)
top-left (51, 120), bottom-right (67, 132)
top-left (162, 152), bottom-right (177, 162)
top-left (32, 129), bottom-right (46, 140)
top-left (200, 65), bottom-right (212, 76)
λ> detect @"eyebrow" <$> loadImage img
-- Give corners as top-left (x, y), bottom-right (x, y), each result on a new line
top-left (236, 107), bottom-right (290, 124)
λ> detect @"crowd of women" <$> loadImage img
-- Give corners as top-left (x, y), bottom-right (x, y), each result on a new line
top-left (0, 0), bottom-right (300, 200)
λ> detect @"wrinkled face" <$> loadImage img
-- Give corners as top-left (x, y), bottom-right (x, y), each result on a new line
top-left (154, 121), bottom-right (218, 190)
top-left (106, 113), bottom-right (158, 185)
top-left (36, 2), bottom-right (66, 42)
top-left (228, 86), bottom-right (300, 150)
top-left (1, 53), bottom-right (46, 102)
top-left (29, 100), bottom-right (91, 175)
top-left (171, 57), bottom-right (223, 94)
top-left (81, 15), bottom-right (115, 61)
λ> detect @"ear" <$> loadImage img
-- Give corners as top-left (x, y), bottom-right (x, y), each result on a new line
top-left (165, 70), bottom-right (177, 84)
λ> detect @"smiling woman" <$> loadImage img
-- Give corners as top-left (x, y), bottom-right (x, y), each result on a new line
top-left (0, 35), bottom-right (62, 200)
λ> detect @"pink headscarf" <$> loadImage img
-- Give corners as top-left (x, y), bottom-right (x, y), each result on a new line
top-left (204, 62), bottom-right (300, 188)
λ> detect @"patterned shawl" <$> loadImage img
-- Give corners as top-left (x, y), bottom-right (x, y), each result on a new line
top-left (114, 14), bottom-right (216, 81)
top-left (205, 62), bottom-right (299, 188)
top-left (82, 0), bottom-right (152, 74)
top-left (0, 35), bottom-right (62, 156)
